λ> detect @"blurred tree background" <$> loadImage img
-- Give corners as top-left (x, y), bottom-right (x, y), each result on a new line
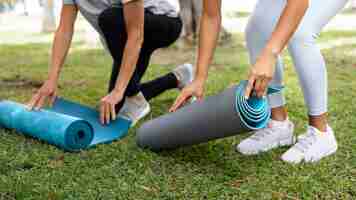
top-left (0, 0), bottom-right (234, 45)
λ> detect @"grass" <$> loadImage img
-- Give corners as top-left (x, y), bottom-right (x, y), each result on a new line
top-left (341, 8), bottom-right (356, 16)
top-left (318, 30), bottom-right (356, 43)
top-left (0, 31), bottom-right (356, 199)
top-left (227, 11), bottom-right (251, 18)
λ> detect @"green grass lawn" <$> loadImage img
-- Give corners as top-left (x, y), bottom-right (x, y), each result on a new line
top-left (0, 32), bottom-right (356, 200)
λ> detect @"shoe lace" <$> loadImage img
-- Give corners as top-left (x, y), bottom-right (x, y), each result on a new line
top-left (119, 97), bottom-right (143, 119)
top-left (250, 127), bottom-right (275, 141)
top-left (294, 131), bottom-right (317, 153)
top-left (128, 95), bottom-right (147, 110)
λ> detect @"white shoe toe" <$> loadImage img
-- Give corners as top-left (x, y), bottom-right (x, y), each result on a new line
top-left (236, 139), bottom-right (260, 155)
top-left (281, 148), bottom-right (304, 164)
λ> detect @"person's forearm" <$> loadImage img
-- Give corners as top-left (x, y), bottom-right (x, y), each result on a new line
top-left (112, 34), bottom-right (143, 95)
top-left (112, 0), bottom-right (144, 96)
top-left (195, 1), bottom-right (221, 83)
top-left (263, 0), bottom-right (309, 55)
top-left (47, 30), bottom-right (74, 82)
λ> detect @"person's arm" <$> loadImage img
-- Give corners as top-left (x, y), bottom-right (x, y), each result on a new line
top-left (195, 0), bottom-right (222, 85)
top-left (100, 0), bottom-right (144, 125)
top-left (245, 0), bottom-right (309, 98)
top-left (169, 0), bottom-right (221, 112)
top-left (47, 5), bottom-right (78, 85)
top-left (28, 5), bottom-right (78, 109)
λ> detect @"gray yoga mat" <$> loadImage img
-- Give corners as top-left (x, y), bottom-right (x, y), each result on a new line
top-left (136, 80), bottom-right (282, 151)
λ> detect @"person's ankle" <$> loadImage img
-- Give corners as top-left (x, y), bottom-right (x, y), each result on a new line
top-left (271, 106), bottom-right (288, 121)
top-left (271, 115), bottom-right (288, 122)
top-left (309, 124), bottom-right (327, 133)
top-left (309, 113), bottom-right (328, 133)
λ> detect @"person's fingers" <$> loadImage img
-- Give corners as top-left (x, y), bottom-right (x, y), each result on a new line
top-left (27, 93), bottom-right (41, 110)
top-left (169, 92), bottom-right (190, 112)
top-left (254, 78), bottom-right (264, 98)
top-left (35, 95), bottom-right (47, 110)
top-left (260, 78), bottom-right (270, 98)
top-left (100, 103), bottom-right (105, 125)
top-left (111, 103), bottom-right (116, 121)
top-left (169, 96), bottom-right (183, 113)
top-left (196, 91), bottom-right (204, 102)
top-left (244, 75), bottom-right (256, 99)
top-left (105, 102), bottom-right (111, 124)
top-left (49, 92), bottom-right (57, 107)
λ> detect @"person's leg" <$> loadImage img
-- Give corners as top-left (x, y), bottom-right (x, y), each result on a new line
top-left (280, 0), bottom-right (347, 163)
top-left (135, 12), bottom-right (183, 79)
top-left (98, 7), bottom-right (142, 112)
top-left (239, 0), bottom-right (348, 161)
top-left (99, 8), bottom-right (183, 111)
top-left (192, 0), bottom-right (202, 39)
top-left (237, 0), bottom-right (295, 155)
top-left (134, 12), bottom-right (184, 101)
top-left (245, 0), bottom-right (288, 121)
top-left (287, 0), bottom-right (348, 132)
top-left (140, 73), bottom-right (178, 101)
top-left (99, 7), bottom-right (188, 126)
top-left (178, 0), bottom-right (194, 43)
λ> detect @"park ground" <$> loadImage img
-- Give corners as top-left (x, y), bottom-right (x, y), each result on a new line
top-left (1, 12), bottom-right (356, 200)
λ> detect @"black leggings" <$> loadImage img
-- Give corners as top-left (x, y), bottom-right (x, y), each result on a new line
top-left (98, 7), bottom-right (183, 111)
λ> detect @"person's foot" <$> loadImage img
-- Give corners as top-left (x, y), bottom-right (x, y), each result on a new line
top-left (236, 119), bottom-right (295, 155)
top-left (119, 92), bottom-right (151, 127)
top-left (281, 125), bottom-right (337, 164)
top-left (172, 63), bottom-right (195, 90)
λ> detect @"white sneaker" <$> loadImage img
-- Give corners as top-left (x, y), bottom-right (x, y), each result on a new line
top-left (236, 119), bottom-right (295, 155)
top-left (281, 125), bottom-right (337, 164)
top-left (172, 63), bottom-right (195, 90)
top-left (119, 92), bottom-right (151, 127)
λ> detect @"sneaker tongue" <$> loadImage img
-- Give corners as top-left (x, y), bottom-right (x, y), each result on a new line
top-left (307, 126), bottom-right (325, 136)
top-left (130, 92), bottom-right (147, 106)
top-left (269, 119), bottom-right (288, 128)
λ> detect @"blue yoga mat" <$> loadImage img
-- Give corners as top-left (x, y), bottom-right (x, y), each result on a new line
top-left (234, 80), bottom-right (281, 130)
top-left (0, 98), bottom-right (132, 151)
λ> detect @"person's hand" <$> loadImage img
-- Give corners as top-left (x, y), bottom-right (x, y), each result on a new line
top-left (28, 79), bottom-right (58, 110)
top-left (100, 90), bottom-right (124, 125)
top-left (244, 48), bottom-right (277, 99)
top-left (169, 79), bottom-right (205, 112)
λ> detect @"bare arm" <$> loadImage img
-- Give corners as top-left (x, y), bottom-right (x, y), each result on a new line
top-left (48, 5), bottom-right (78, 82)
top-left (245, 0), bottom-right (309, 98)
top-left (28, 5), bottom-right (78, 109)
top-left (169, 0), bottom-right (221, 112)
top-left (111, 0), bottom-right (144, 96)
top-left (195, 0), bottom-right (222, 83)
top-left (100, 0), bottom-right (144, 124)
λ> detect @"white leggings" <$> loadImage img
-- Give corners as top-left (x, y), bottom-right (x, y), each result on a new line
top-left (245, 0), bottom-right (347, 116)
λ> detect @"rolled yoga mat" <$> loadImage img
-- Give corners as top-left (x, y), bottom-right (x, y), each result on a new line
top-left (136, 80), bottom-right (282, 151)
top-left (0, 98), bottom-right (132, 151)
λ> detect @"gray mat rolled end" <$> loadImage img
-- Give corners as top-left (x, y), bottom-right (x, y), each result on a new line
top-left (136, 85), bottom-right (246, 151)
top-left (136, 81), bottom-right (282, 151)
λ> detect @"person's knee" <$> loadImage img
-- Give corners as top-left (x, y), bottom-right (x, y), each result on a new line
top-left (98, 8), bottom-right (125, 33)
top-left (245, 15), bottom-right (274, 43)
top-left (136, 124), bottom-right (154, 150)
top-left (290, 28), bottom-right (318, 46)
top-left (135, 128), bottom-right (146, 149)
top-left (245, 20), bottom-right (259, 47)
top-left (245, 15), bottom-right (273, 51)
top-left (244, 15), bottom-right (274, 63)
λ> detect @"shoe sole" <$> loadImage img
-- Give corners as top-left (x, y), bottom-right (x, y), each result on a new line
top-left (238, 136), bottom-right (296, 155)
top-left (130, 105), bottom-right (151, 128)
top-left (308, 146), bottom-right (338, 163)
top-left (282, 144), bottom-right (338, 164)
